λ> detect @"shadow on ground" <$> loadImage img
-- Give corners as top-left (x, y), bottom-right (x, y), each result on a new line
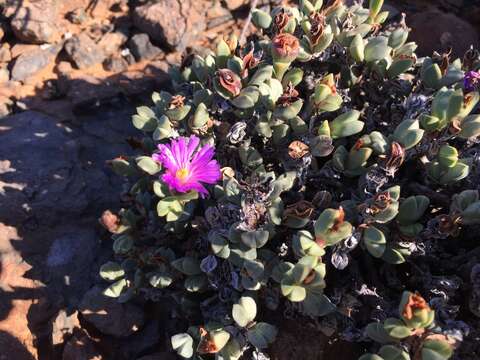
top-left (0, 62), bottom-right (171, 359)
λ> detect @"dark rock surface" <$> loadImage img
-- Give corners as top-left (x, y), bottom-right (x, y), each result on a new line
top-left (65, 34), bottom-right (106, 70)
top-left (128, 33), bottom-right (163, 61)
top-left (408, 9), bottom-right (480, 57)
top-left (79, 286), bottom-right (145, 338)
top-left (0, 107), bottom-right (138, 358)
top-left (62, 329), bottom-right (102, 360)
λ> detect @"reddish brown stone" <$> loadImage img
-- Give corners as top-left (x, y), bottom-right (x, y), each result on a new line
top-left (0, 224), bottom-right (39, 359)
top-left (10, 0), bottom-right (60, 44)
top-left (408, 9), bottom-right (479, 57)
top-left (132, 0), bottom-right (206, 51)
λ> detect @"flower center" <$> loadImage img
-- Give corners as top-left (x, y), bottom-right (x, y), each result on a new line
top-left (176, 168), bottom-right (190, 183)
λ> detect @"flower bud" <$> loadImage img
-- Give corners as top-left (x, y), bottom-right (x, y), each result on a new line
top-left (214, 69), bottom-right (242, 98)
top-left (399, 291), bottom-right (434, 329)
top-left (273, 8), bottom-right (290, 33)
top-left (271, 33), bottom-right (300, 63)
top-left (100, 210), bottom-right (120, 233)
top-left (288, 140), bottom-right (310, 159)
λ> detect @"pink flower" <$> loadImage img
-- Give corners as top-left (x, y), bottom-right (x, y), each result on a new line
top-left (152, 136), bottom-right (221, 197)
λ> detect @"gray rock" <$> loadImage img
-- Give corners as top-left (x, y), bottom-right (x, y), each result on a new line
top-left (10, 0), bottom-right (60, 44)
top-left (98, 31), bottom-right (129, 57)
top-left (79, 286), bottom-right (145, 337)
top-left (132, 0), bottom-right (206, 51)
top-left (128, 33), bottom-right (163, 61)
top-left (65, 34), bottom-right (106, 69)
top-left (11, 44), bottom-right (61, 82)
top-left (103, 55), bottom-right (129, 72)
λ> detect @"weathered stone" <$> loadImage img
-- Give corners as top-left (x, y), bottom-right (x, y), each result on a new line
top-left (62, 329), bottom-right (102, 360)
top-left (0, 96), bottom-right (12, 118)
top-left (98, 31), bottom-right (129, 57)
top-left (132, 0), bottom-right (206, 51)
top-left (408, 9), bottom-right (479, 57)
top-left (10, 44), bottom-right (40, 59)
top-left (11, 44), bottom-right (61, 82)
top-left (79, 286), bottom-right (145, 337)
top-left (66, 8), bottom-right (89, 25)
top-left (128, 33), bottom-right (163, 61)
top-left (46, 227), bottom-right (101, 307)
top-left (21, 98), bottom-right (75, 122)
top-left (0, 108), bottom-right (139, 355)
top-left (103, 56), bottom-right (129, 72)
top-left (0, 111), bottom-right (94, 225)
top-left (10, 0), bottom-right (60, 44)
top-left (0, 43), bottom-right (11, 63)
top-left (0, 224), bottom-right (40, 359)
top-left (57, 61), bottom-right (74, 75)
top-left (65, 34), bottom-right (106, 69)
top-left (66, 74), bottom-right (120, 108)
top-left (0, 68), bottom-right (9, 84)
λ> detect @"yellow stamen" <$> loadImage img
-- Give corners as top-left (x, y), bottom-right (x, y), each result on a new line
top-left (176, 168), bottom-right (189, 183)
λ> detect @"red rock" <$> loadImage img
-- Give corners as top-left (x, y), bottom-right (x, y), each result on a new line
top-left (0, 43), bottom-right (11, 63)
top-left (65, 34), bottom-right (106, 70)
top-left (0, 224), bottom-right (39, 359)
top-left (98, 32), bottom-right (129, 57)
top-left (0, 68), bottom-right (9, 84)
top-left (10, 45), bottom-right (40, 59)
top-left (10, 0), bottom-right (61, 44)
top-left (408, 9), bottom-right (480, 57)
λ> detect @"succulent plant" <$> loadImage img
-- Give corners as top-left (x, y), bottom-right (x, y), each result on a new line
top-left (362, 292), bottom-right (454, 360)
top-left (99, 0), bottom-right (479, 358)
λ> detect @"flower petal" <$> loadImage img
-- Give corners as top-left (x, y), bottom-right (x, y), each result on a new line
top-left (192, 160), bottom-right (221, 184)
top-left (156, 143), bottom-right (180, 171)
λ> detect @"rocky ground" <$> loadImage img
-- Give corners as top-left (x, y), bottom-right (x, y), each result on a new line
top-left (0, 0), bottom-right (479, 359)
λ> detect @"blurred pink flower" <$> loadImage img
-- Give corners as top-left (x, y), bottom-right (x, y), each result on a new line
top-left (152, 136), bottom-right (221, 197)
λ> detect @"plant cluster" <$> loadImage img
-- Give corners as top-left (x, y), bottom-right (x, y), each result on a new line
top-left (361, 291), bottom-right (453, 360)
top-left (99, 0), bottom-right (480, 359)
